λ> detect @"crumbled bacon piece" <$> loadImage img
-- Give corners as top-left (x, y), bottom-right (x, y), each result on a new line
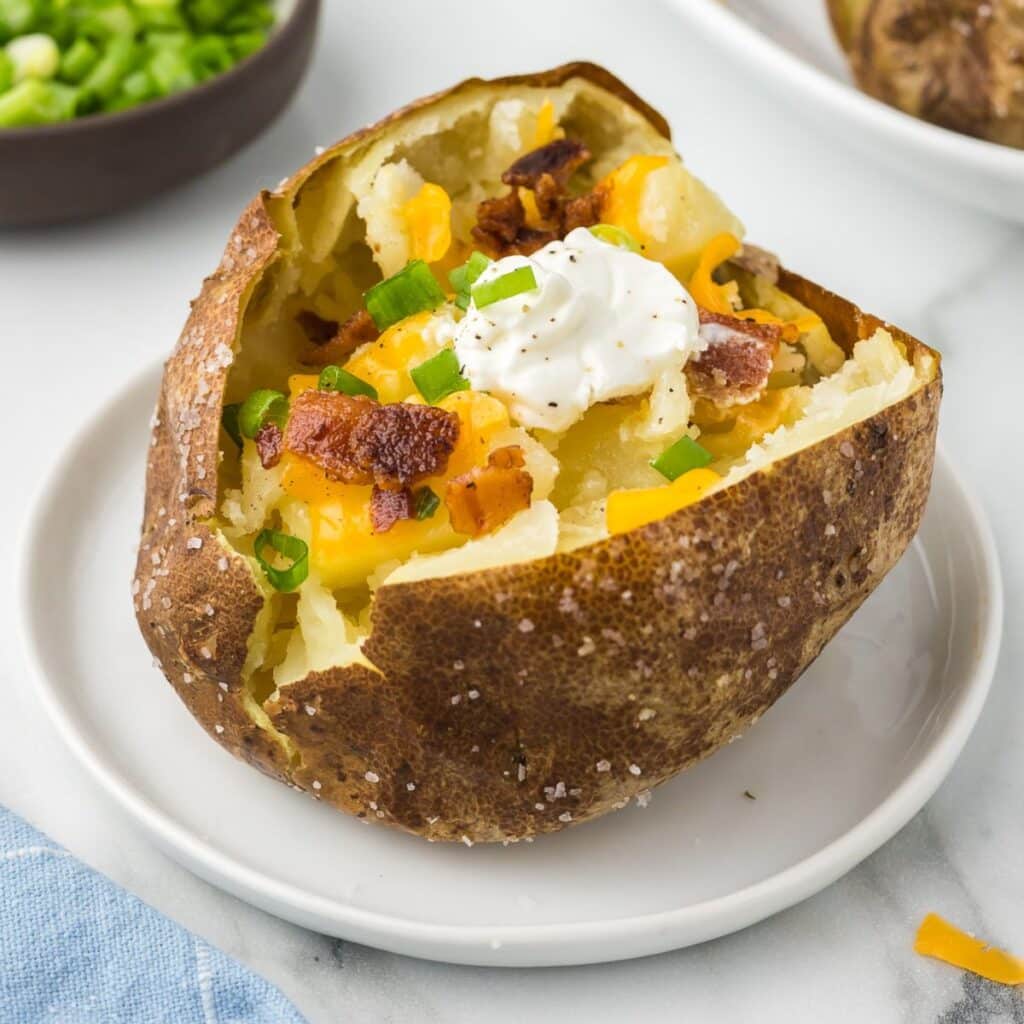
top-left (370, 486), bottom-right (415, 534)
top-left (445, 446), bottom-right (533, 538)
top-left (472, 138), bottom-right (603, 257)
top-left (686, 311), bottom-right (782, 407)
top-left (284, 390), bottom-right (459, 488)
top-left (502, 138), bottom-right (591, 191)
top-left (300, 309), bottom-right (380, 368)
top-left (254, 422), bottom-right (283, 469)
top-left (561, 188), bottom-right (605, 233)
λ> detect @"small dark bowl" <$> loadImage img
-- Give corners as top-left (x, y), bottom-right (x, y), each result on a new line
top-left (0, 0), bottom-right (319, 227)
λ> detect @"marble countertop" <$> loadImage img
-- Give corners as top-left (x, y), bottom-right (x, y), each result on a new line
top-left (2, 1), bottom-right (1021, 1020)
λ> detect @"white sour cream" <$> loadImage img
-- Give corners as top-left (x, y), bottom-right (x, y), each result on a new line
top-left (453, 227), bottom-right (701, 432)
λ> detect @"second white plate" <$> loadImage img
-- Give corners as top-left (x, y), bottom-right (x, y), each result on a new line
top-left (18, 365), bottom-right (1002, 967)
top-left (668, 0), bottom-right (1024, 223)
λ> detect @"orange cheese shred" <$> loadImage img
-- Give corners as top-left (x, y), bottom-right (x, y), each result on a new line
top-left (914, 913), bottom-right (1024, 986)
top-left (401, 182), bottom-right (452, 264)
top-left (687, 232), bottom-right (741, 315)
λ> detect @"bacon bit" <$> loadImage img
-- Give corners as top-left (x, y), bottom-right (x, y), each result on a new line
top-left (370, 486), bottom-right (415, 533)
top-left (686, 310), bottom-right (782, 407)
top-left (562, 188), bottom-right (605, 233)
top-left (284, 390), bottom-right (459, 488)
top-left (472, 138), bottom-right (603, 257)
top-left (300, 309), bottom-right (380, 368)
top-left (254, 422), bottom-right (283, 469)
top-left (502, 139), bottom-right (592, 192)
top-left (445, 446), bottom-right (533, 537)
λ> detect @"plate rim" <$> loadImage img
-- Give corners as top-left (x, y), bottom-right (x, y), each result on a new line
top-left (16, 363), bottom-right (1004, 967)
top-left (667, 1), bottom-right (1024, 181)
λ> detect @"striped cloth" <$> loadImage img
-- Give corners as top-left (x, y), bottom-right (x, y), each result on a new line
top-left (0, 807), bottom-right (307, 1024)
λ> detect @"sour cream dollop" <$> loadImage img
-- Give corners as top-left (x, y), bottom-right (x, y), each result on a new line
top-left (453, 227), bottom-right (701, 432)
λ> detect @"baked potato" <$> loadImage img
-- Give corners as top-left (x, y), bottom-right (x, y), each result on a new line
top-left (828, 0), bottom-right (1024, 148)
top-left (134, 62), bottom-right (941, 844)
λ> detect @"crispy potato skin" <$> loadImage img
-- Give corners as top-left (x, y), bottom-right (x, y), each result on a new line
top-left (135, 64), bottom-right (941, 843)
top-left (828, 0), bottom-right (1024, 149)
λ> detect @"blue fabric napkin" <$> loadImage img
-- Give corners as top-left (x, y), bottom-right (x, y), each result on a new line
top-left (0, 807), bottom-right (308, 1024)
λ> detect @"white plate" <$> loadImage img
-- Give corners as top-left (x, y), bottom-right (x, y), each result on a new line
top-left (668, 0), bottom-right (1024, 223)
top-left (18, 365), bottom-right (1002, 968)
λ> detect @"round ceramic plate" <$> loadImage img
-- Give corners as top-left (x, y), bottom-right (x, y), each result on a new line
top-left (18, 365), bottom-right (1002, 968)
top-left (667, 0), bottom-right (1024, 224)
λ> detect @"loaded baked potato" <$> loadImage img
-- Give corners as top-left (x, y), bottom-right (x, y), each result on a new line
top-left (135, 63), bottom-right (941, 844)
top-left (828, 0), bottom-right (1024, 148)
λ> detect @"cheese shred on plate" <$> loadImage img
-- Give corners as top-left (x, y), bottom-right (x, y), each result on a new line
top-left (915, 913), bottom-right (1024, 985)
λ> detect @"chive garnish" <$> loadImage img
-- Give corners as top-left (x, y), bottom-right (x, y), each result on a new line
top-left (253, 529), bottom-right (309, 592)
top-left (238, 389), bottom-right (288, 439)
top-left (221, 403), bottom-right (243, 449)
top-left (449, 251), bottom-right (492, 310)
top-left (471, 265), bottom-right (538, 309)
top-left (318, 364), bottom-right (378, 401)
top-left (589, 223), bottom-right (641, 253)
top-left (650, 435), bottom-right (713, 482)
top-left (413, 487), bottom-right (440, 521)
top-left (410, 349), bottom-right (470, 404)
top-left (364, 259), bottom-right (446, 331)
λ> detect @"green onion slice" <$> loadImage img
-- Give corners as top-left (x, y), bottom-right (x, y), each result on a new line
top-left (409, 348), bottom-right (469, 404)
top-left (471, 265), bottom-right (538, 309)
top-left (253, 529), bottom-right (309, 592)
top-left (221, 403), bottom-right (243, 448)
top-left (238, 388), bottom-right (287, 439)
top-left (589, 223), bottom-right (641, 253)
top-left (318, 364), bottom-right (378, 400)
top-left (364, 259), bottom-right (446, 331)
top-left (449, 251), bottom-right (492, 310)
top-left (650, 435), bottom-right (713, 482)
top-left (414, 487), bottom-right (440, 521)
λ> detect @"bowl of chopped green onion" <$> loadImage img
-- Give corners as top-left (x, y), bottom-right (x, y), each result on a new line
top-left (0, 0), bottom-right (319, 225)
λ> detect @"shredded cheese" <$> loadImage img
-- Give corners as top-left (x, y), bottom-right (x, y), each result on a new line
top-left (915, 913), bottom-right (1024, 986)
top-left (687, 232), bottom-right (741, 314)
top-left (532, 98), bottom-right (559, 147)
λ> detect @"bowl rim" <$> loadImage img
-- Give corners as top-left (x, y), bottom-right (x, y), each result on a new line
top-left (0, 0), bottom-right (318, 142)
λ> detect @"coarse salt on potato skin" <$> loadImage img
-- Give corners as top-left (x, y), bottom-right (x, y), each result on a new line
top-left (134, 64), bottom-right (941, 843)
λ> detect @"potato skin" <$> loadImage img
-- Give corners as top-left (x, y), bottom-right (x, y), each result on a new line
top-left (828, 0), bottom-right (1024, 149)
top-left (134, 64), bottom-right (941, 843)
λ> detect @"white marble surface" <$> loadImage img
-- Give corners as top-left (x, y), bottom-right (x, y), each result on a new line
top-left (1, 1), bottom-right (1021, 1020)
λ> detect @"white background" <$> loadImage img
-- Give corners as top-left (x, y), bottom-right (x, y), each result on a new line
top-left (2, 1), bottom-right (1022, 1020)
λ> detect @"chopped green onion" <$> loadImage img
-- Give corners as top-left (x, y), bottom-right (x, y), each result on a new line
top-left (253, 529), bottom-right (309, 592)
top-left (471, 265), bottom-right (538, 309)
top-left (221, 403), bottom-right (243, 449)
top-left (449, 250), bottom-right (491, 311)
top-left (146, 44), bottom-right (195, 94)
top-left (0, 78), bottom-right (75, 126)
top-left (590, 223), bottom-right (641, 253)
top-left (238, 388), bottom-right (287, 439)
top-left (6, 32), bottom-right (59, 81)
top-left (410, 348), bottom-right (469, 404)
top-left (650, 435), bottom-right (713, 482)
top-left (79, 34), bottom-right (136, 103)
top-left (413, 487), bottom-right (440, 521)
top-left (364, 259), bottom-right (447, 332)
top-left (318, 364), bottom-right (378, 401)
top-left (59, 37), bottom-right (99, 83)
top-left (80, 6), bottom-right (139, 41)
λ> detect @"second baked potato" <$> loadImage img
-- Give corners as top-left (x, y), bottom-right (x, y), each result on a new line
top-left (828, 0), bottom-right (1024, 148)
